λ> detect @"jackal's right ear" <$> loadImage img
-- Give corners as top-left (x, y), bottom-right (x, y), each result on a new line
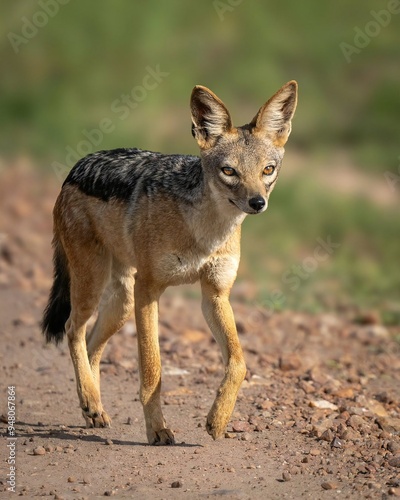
top-left (250, 80), bottom-right (298, 147)
top-left (191, 86), bottom-right (233, 149)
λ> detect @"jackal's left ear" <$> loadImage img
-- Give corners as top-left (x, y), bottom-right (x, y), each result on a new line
top-left (251, 80), bottom-right (298, 147)
top-left (191, 86), bottom-right (233, 149)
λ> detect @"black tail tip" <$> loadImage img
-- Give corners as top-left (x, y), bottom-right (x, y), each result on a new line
top-left (41, 301), bottom-right (70, 345)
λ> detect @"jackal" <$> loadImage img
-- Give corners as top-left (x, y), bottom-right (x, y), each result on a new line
top-left (42, 81), bottom-right (298, 444)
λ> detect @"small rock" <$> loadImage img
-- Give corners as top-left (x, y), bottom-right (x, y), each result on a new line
top-left (241, 432), bottom-right (252, 441)
top-left (311, 417), bottom-right (335, 438)
top-left (279, 354), bottom-right (302, 372)
top-left (282, 472), bottom-right (291, 482)
top-left (330, 437), bottom-right (342, 449)
top-left (33, 446), bottom-right (46, 456)
top-left (67, 476), bottom-right (76, 483)
top-left (388, 456), bottom-right (400, 468)
top-left (104, 491), bottom-right (115, 496)
top-left (377, 417), bottom-right (400, 434)
top-left (334, 388), bottom-right (354, 399)
top-left (225, 432), bottom-right (237, 439)
top-left (308, 367), bottom-right (330, 385)
top-left (105, 439), bottom-right (113, 445)
top-left (388, 487), bottom-right (400, 496)
top-left (309, 400), bottom-right (338, 411)
top-left (298, 380), bottom-right (315, 394)
top-left (339, 428), bottom-right (359, 441)
top-left (321, 481), bottom-right (338, 490)
top-left (320, 429), bottom-right (333, 442)
top-left (45, 445), bottom-right (54, 453)
top-left (310, 448), bottom-right (321, 456)
top-left (171, 480), bottom-right (183, 488)
top-left (257, 400), bottom-right (274, 410)
top-left (339, 410), bottom-right (350, 421)
top-left (388, 441), bottom-right (400, 454)
top-left (373, 455), bottom-right (384, 466)
top-left (232, 421), bottom-right (251, 433)
top-left (365, 399), bottom-right (388, 417)
top-left (347, 415), bottom-right (370, 433)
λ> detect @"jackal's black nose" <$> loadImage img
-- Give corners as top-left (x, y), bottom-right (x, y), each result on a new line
top-left (248, 196), bottom-right (265, 211)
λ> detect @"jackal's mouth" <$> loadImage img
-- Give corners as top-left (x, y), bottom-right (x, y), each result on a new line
top-left (229, 198), bottom-right (251, 214)
top-left (228, 199), bottom-right (242, 211)
top-left (229, 198), bottom-right (267, 215)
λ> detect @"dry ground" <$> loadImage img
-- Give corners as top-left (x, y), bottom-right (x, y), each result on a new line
top-left (1, 164), bottom-right (400, 499)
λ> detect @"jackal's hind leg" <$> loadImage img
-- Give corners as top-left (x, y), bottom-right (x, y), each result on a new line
top-left (85, 263), bottom-right (135, 428)
top-left (66, 245), bottom-right (111, 427)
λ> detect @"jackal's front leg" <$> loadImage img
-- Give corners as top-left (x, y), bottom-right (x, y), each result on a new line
top-left (134, 279), bottom-right (175, 445)
top-left (201, 278), bottom-right (247, 440)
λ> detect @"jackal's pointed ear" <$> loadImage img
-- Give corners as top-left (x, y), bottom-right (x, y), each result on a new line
top-left (250, 81), bottom-right (298, 147)
top-left (191, 86), bottom-right (233, 149)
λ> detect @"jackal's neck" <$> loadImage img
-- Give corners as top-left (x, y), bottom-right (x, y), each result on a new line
top-left (182, 179), bottom-right (246, 255)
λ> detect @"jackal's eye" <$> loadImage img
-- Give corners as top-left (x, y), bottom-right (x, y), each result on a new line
top-left (263, 165), bottom-right (275, 176)
top-left (221, 166), bottom-right (236, 176)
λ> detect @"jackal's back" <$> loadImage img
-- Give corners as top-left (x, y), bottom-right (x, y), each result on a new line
top-left (63, 148), bottom-right (203, 205)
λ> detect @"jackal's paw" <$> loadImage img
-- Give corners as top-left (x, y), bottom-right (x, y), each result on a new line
top-left (148, 427), bottom-right (175, 446)
top-left (82, 409), bottom-right (112, 429)
top-left (206, 414), bottom-right (228, 440)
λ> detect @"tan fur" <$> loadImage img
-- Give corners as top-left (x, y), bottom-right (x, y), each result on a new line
top-left (50, 81), bottom-right (297, 444)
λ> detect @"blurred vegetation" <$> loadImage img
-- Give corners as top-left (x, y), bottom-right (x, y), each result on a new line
top-left (240, 179), bottom-right (400, 321)
top-left (0, 1), bottom-right (399, 320)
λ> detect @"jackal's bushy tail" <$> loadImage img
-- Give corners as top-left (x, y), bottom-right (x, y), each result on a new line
top-left (41, 235), bottom-right (71, 344)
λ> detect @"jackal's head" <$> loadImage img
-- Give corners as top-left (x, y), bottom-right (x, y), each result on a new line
top-left (191, 81), bottom-right (298, 215)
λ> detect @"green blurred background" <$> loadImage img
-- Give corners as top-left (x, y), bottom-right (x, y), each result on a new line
top-left (1, 1), bottom-right (399, 322)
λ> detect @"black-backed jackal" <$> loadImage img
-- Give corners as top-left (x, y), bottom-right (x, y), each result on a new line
top-left (42, 81), bottom-right (298, 444)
